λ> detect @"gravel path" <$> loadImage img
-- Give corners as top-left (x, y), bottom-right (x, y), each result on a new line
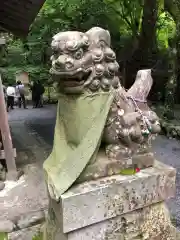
top-left (8, 104), bottom-right (180, 229)
top-left (0, 106), bottom-right (55, 222)
top-left (152, 136), bottom-right (180, 227)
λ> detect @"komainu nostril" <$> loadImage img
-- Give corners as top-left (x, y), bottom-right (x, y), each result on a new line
top-left (55, 61), bottom-right (63, 68)
top-left (65, 62), bottom-right (74, 69)
top-left (65, 58), bottom-right (74, 69)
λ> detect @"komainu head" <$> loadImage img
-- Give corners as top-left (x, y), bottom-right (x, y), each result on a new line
top-left (50, 27), bottom-right (120, 94)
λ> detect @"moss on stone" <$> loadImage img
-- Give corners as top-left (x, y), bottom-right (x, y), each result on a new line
top-left (32, 231), bottom-right (43, 240)
top-left (0, 232), bottom-right (8, 240)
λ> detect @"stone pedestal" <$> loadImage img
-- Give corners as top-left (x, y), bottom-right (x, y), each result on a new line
top-left (44, 161), bottom-right (176, 240)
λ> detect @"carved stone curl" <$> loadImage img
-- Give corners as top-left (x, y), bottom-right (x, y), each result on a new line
top-left (44, 27), bottom-right (161, 201)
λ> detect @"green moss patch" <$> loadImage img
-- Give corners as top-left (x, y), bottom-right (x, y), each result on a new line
top-left (32, 231), bottom-right (43, 240)
top-left (0, 232), bottom-right (8, 240)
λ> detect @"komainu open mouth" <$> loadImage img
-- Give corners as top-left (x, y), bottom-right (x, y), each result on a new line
top-left (50, 67), bottom-right (92, 88)
top-left (50, 67), bottom-right (82, 76)
top-left (62, 71), bottom-right (92, 87)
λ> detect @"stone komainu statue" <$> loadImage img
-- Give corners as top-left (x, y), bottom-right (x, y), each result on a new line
top-left (43, 27), bottom-right (161, 201)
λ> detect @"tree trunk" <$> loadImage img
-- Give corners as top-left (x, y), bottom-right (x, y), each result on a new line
top-left (125, 0), bottom-right (158, 89)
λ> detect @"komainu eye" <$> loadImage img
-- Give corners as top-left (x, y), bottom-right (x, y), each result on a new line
top-left (74, 49), bottom-right (83, 59)
top-left (52, 49), bottom-right (59, 55)
top-left (66, 40), bottom-right (78, 51)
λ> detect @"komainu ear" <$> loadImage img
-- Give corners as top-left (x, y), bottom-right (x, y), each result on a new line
top-left (127, 69), bottom-right (153, 102)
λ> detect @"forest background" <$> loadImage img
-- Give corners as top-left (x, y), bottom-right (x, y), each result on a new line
top-left (0, 0), bottom-right (179, 108)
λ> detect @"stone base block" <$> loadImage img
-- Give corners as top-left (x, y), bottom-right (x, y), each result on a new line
top-left (44, 202), bottom-right (176, 240)
top-left (44, 161), bottom-right (176, 240)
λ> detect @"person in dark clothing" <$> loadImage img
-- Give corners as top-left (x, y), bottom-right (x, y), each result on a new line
top-left (7, 96), bottom-right (14, 110)
top-left (31, 82), bottom-right (38, 108)
top-left (16, 81), bottom-right (27, 109)
top-left (39, 84), bottom-right (45, 107)
top-left (31, 80), bottom-right (43, 108)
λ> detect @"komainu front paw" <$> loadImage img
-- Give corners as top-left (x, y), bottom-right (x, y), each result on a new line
top-left (106, 144), bottom-right (133, 165)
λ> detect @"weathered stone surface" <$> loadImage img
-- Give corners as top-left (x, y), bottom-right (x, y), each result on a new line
top-left (132, 152), bottom-right (154, 168)
top-left (0, 163), bottom-right (3, 170)
top-left (8, 224), bottom-right (42, 240)
top-left (0, 220), bottom-right (15, 233)
top-left (0, 181), bottom-right (5, 191)
top-left (176, 230), bottom-right (180, 239)
top-left (44, 202), bottom-right (176, 240)
top-left (76, 151), bottom-right (134, 184)
top-left (53, 161), bottom-right (175, 233)
top-left (16, 210), bottom-right (45, 229)
top-left (0, 168), bottom-right (6, 181)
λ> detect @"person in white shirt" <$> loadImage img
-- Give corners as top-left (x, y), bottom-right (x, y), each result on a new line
top-left (6, 83), bottom-right (15, 111)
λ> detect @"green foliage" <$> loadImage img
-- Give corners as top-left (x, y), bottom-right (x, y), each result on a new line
top-left (104, 0), bottom-right (143, 36)
top-left (0, 65), bottom-right (49, 84)
top-left (32, 232), bottom-right (43, 240)
top-left (157, 12), bottom-right (176, 49)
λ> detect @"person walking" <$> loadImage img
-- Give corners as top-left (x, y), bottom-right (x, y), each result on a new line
top-left (31, 81), bottom-right (38, 108)
top-left (6, 83), bottom-right (15, 111)
top-left (31, 80), bottom-right (43, 108)
top-left (16, 81), bottom-right (27, 109)
top-left (39, 83), bottom-right (45, 108)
